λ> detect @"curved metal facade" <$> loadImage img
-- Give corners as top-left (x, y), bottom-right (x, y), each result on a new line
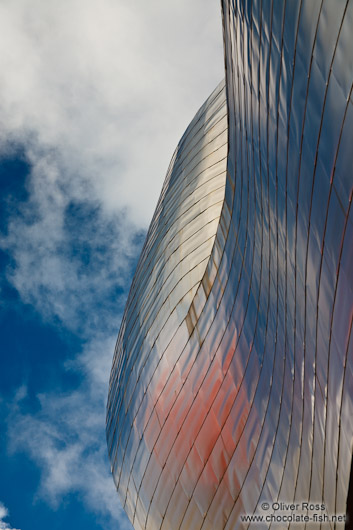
top-left (107, 1), bottom-right (353, 529)
top-left (106, 80), bottom-right (228, 529)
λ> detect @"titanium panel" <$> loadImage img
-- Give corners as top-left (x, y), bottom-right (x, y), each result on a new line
top-left (107, 80), bottom-right (228, 529)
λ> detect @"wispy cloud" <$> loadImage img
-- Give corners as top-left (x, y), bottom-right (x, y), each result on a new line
top-left (1, 162), bottom-right (140, 333)
top-left (0, 502), bottom-right (20, 530)
top-left (7, 336), bottom-right (131, 527)
top-left (0, 0), bottom-right (223, 525)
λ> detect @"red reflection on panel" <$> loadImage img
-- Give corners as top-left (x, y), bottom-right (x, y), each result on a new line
top-left (137, 338), bottom-right (254, 526)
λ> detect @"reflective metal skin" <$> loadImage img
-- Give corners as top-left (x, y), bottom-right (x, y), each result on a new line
top-left (106, 81), bottom-right (228, 529)
top-left (107, 2), bottom-right (353, 529)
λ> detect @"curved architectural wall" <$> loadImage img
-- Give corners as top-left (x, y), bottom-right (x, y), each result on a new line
top-left (107, 2), bottom-right (353, 529)
top-left (106, 80), bottom-right (228, 529)
top-left (220, 1), bottom-right (353, 527)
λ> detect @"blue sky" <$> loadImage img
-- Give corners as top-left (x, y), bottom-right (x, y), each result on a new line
top-left (0, 1), bottom-right (223, 529)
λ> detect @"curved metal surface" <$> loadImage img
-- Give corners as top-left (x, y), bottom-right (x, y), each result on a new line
top-left (106, 80), bottom-right (228, 529)
top-left (107, 2), bottom-right (353, 528)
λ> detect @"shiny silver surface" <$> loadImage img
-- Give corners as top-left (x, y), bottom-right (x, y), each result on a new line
top-left (107, 80), bottom-right (228, 529)
top-left (107, 2), bottom-right (353, 528)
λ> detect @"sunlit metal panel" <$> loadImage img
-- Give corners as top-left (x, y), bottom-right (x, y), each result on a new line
top-left (106, 80), bottom-right (228, 529)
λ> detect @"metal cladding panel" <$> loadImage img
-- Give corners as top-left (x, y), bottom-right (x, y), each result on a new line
top-left (107, 2), bottom-right (353, 529)
top-left (106, 80), bottom-right (228, 529)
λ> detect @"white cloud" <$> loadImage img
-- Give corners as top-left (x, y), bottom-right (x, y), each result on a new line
top-left (0, 502), bottom-right (20, 530)
top-left (1, 157), bottom-right (139, 332)
top-left (0, 0), bottom-right (223, 224)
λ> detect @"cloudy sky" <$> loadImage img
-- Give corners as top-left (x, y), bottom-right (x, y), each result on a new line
top-left (0, 1), bottom-right (224, 529)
